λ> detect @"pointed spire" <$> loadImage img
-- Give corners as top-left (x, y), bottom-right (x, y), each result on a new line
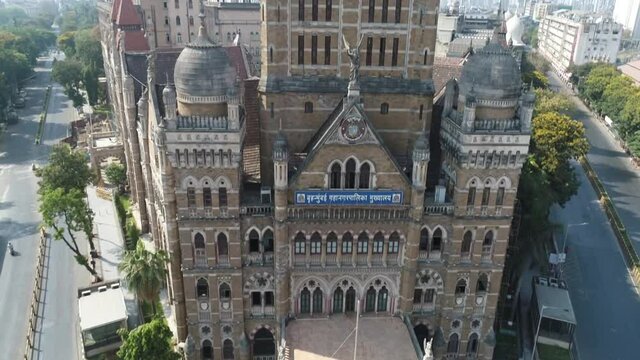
top-left (189, 0), bottom-right (216, 48)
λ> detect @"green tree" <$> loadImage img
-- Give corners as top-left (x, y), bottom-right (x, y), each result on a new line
top-left (582, 65), bottom-right (619, 111)
top-left (532, 112), bottom-right (589, 175)
top-left (57, 31), bottom-right (76, 58)
top-left (119, 242), bottom-right (170, 314)
top-left (600, 75), bottom-right (637, 121)
top-left (104, 163), bottom-right (127, 192)
top-left (523, 70), bottom-right (549, 89)
top-left (35, 144), bottom-right (95, 194)
top-left (52, 58), bottom-right (86, 107)
top-left (117, 319), bottom-right (180, 360)
top-left (618, 92), bottom-right (640, 140)
top-left (39, 188), bottom-right (101, 280)
top-left (627, 131), bottom-right (640, 158)
top-left (534, 89), bottom-right (573, 116)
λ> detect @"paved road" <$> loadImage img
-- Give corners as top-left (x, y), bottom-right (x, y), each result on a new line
top-left (550, 164), bottom-right (640, 360)
top-left (548, 71), bottom-right (640, 254)
top-left (0, 55), bottom-right (87, 360)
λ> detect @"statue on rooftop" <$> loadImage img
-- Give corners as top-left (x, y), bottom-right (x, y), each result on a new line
top-left (342, 34), bottom-right (364, 84)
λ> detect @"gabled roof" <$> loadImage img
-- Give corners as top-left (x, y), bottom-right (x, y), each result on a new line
top-left (116, 0), bottom-right (142, 27)
top-left (118, 30), bottom-right (150, 52)
top-left (291, 95), bottom-right (411, 186)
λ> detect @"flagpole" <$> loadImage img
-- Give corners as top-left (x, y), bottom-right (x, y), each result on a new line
top-left (353, 299), bottom-right (360, 360)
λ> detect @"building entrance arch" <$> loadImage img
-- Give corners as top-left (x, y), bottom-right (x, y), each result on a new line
top-left (253, 328), bottom-right (275, 357)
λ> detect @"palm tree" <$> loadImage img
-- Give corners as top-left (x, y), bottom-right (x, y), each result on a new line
top-left (119, 242), bottom-right (169, 317)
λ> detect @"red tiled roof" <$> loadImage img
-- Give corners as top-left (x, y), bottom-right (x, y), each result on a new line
top-left (242, 78), bottom-right (261, 181)
top-left (432, 56), bottom-right (466, 94)
top-left (224, 46), bottom-right (249, 80)
top-left (123, 30), bottom-right (150, 52)
top-left (111, 0), bottom-right (121, 22)
top-left (116, 0), bottom-right (142, 26)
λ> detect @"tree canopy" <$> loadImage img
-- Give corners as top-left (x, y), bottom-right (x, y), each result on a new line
top-left (35, 144), bottom-right (95, 194)
top-left (117, 318), bottom-right (180, 360)
top-left (105, 163), bottom-right (127, 191)
top-left (52, 58), bottom-right (86, 107)
top-left (119, 242), bottom-right (170, 309)
top-left (534, 88), bottom-right (573, 116)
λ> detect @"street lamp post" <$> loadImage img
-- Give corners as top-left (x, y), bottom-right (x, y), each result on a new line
top-left (562, 222), bottom-right (588, 252)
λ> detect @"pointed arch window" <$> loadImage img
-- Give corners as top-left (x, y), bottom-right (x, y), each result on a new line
top-left (357, 232), bottom-right (369, 254)
top-left (194, 233), bottom-right (206, 266)
top-left (219, 283), bottom-right (231, 301)
top-left (312, 287), bottom-right (323, 314)
top-left (203, 187), bottom-right (212, 208)
top-left (431, 228), bottom-right (442, 252)
top-left (365, 286), bottom-right (376, 312)
top-left (373, 232), bottom-right (384, 254)
top-left (330, 163), bottom-right (342, 189)
top-left (423, 49), bottom-right (429, 65)
top-left (176, 16), bottom-right (181, 26)
top-left (249, 229), bottom-right (260, 253)
top-left (223, 339), bottom-right (235, 359)
top-left (496, 186), bottom-right (505, 206)
top-left (300, 287), bottom-right (311, 313)
top-left (419, 228), bottom-right (429, 251)
top-left (447, 333), bottom-right (459, 354)
top-left (326, 232), bottom-right (338, 254)
top-left (476, 273), bottom-right (488, 293)
top-left (263, 229), bottom-right (274, 253)
top-left (202, 339), bottom-right (213, 360)
top-left (377, 286), bottom-right (388, 312)
top-left (359, 162), bottom-right (371, 189)
top-left (345, 287), bottom-right (356, 312)
top-left (455, 279), bottom-right (467, 295)
top-left (467, 333), bottom-right (479, 354)
top-left (482, 231), bottom-right (493, 255)
top-left (333, 287), bottom-right (344, 313)
top-left (345, 158), bottom-right (356, 189)
top-left (188, 0), bottom-right (193, 9)
top-left (197, 278), bottom-right (209, 298)
top-left (388, 232), bottom-right (400, 254)
top-left (467, 186), bottom-right (476, 206)
top-left (294, 232), bottom-right (306, 255)
top-left (219, 187), bottom-right (228, 207)
top-left (342, 232), bottom-right (353, 254)
top-left (218, 233), bottom-right (229, 258)
top-left (461, 231), bottom-right (473, 257)
top-left (310, 232), bottom-right (322, 255)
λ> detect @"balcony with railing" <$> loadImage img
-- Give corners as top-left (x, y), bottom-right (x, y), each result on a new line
top-left (371, 254), bottom-right (384, 266)
top-left (340, 255), bottom-right (353, 267)
top-left (386, 253), bottom-right (399, 266)
top-left (309, 254), bottom-right (322, 266)
top-left (294, 254), bottom-right (306, 266)
top-left (356, 253), bottom-right (368, 266)
top-left (481, 247), bottom-right (492, 263)
top-left (251, 305), bottom-right (275, 318)
top-left (412, 302), bottom-right (436, 314)
top-left (325, 254), bottom-right (337, 266)
top-left (288, 206), bottom-right (410, 222)
top-left (218, 256), bottom-right (230, 267)
top-left (194, 256), bottom-right (207, 268)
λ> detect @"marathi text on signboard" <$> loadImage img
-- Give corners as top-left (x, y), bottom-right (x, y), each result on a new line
top-left (294, 190), bottom-right (404, 205)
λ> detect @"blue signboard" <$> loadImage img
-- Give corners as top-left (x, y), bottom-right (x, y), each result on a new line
top-left (295, 190), bottom-right (404, 205)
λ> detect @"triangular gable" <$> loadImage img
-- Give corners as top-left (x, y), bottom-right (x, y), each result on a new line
top-left (291, 96), bottom-right (411, 187)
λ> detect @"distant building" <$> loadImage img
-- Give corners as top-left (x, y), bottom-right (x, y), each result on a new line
top-left (532, 2), bottom-right (553, 22)
top-left (613, 0), bottom-right (640, 38)
top-left (523, 0), bottom-right (537, 17)
top-left (619, 59), bottom-right (640, 84)
top-left (538, 12), bottom-right (623, 78)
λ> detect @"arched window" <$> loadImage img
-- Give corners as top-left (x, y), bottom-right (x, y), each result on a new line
top-left (300, 287), bottom-right (311, 313)
top-left (304, 101), bottom-right (313, 113)
top-left (357, 232), bottom-right (369, 254)
top-left (365, 286), bottom-right (376, 312)
top-left (419, 228), bottom-right (429, 251)
top-left (312, 287), bottom-right (323, 314)
top-left (359, 163), bottom-right (371, 189)
top-left (219, 187), bottom-right (228, 207)
top-left (377, 286), bottom-right (388, 312)
top-left (373, 232), bottom-right (384, 254)
top-left (253, 328), bottom-right (275, 356)
top-left (218, 233), bottom-right (228, 256)
top-left (476, 273), bottom-right (488, 293)
top-left (345, 286), bottom-right (356, 312)
top-left (423, 49), bottom-right (429, 65)
top-left (388, 232), bottom-right (400, 254)
top-left (467, 186), bottom-right (476, 206)
top-left (294, 232), bottom-right (306, 255)
top-left (189, 16), bottom-right (194, 26)
top-left (326, 232), bottom-right (338, 254)
top-left (310, 232), bottom-right (322, 255)
top-left (176, 16), bottom-right (181, 25)
top-left (380, 102), bottom-right (389, 114)
top-left (249, 229), bottom-right (260, 253)
top-left (414, 324), bottom-right (430, 353)
top-left (219, 283), bottom-right (231, 300)
top-left (263, 229), bottom-right (274, 253)
top-left (223, 339), bottom-right (235, 359)
top-left (431, 228), bottom-right (442, 252)
top-left (455, 279), bottom-right (467, 295)
top-left (202, 339), bottom-right (213, 360)
top-left (345, 159), bottom-right (356, 189)
top-left (447, 333), bottom-right (459, 354)
top-left (483, 231), bottom-right (493, 254)
top-left (194, 233), bottom-right (206, 265)
top-left (330, 162), bottom-right (342, 189)
top-left (333, 287), bottom-right (343, 313)
top-left (342, 232), bottom-right (353, 254)
top-left (174, 0), bottom-right (179, 9)
top-left (461, 231), bottom-right (473, 256)
top-left (466, 333), bottom-right (479, 354)
top-left (197, 278), bottom-right (209, 298)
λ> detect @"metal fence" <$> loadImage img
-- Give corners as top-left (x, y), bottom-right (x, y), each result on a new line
top-left (24, 227), bottom-right (49, 359)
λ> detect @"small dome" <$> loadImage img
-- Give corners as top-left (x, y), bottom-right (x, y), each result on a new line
top-left (506, 15), bottom-right (524, 46)
top-left (459, 39), bottom-right (521, 100)
top-left (173, 25), bottom-right (236, 104)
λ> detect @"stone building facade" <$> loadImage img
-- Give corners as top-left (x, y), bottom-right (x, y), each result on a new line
top-left (98, 0), bottom-right (533, 359)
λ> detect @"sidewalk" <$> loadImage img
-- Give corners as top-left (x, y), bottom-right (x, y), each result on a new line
top-left (86, 186), bottom-right (140, 328)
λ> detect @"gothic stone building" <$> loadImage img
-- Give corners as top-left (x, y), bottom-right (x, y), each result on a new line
top-left (99, 0), bottom-right (534, 359)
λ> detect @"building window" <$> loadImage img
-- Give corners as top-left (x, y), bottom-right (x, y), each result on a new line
top-left (251, 292), bottom-right (261, 306)
top-left (366, 37), bottom-right (373, 66)
top-left (312, 0), bottom-right (318, 21)
top-left (223, 339), bottom-right (234, 360)
top-left (395, 0), bottom-right (402, 23)
top-left (496, 187), bottom-right (505, 206)
top-left (219, 187), bottom-right (228, 207)
top-left (380, 103), bottom-right (389, 114)
top-left (299, 0), bottom-right (305, 21)
top-left (304, 101), bottom-right (313, 113)
top-left (483, 231), bottom-right (493, 254)
top-left (326, 0), bottom-right (332, 21)
top-left (175, 0), bottom-right (179, 9)
top-left (270, 102), bottom-right (274, 119)
top-left (342, 232), bottom-right (353, 254)
top-left (197, 278), bottom-right (209, 298)
top-left (461, 231), bottom-right (472, 257)
top-left (476, 273), bottom-right (488, 293)
top-left (467, 186), bottom-right (476, 206)
top-left (413, 289), bottom-right (422, 304)
top-left (467, 333), bottom-right (479, 354)
top-left (357, 232), bottom-right (369, 254)
top-left (294, 232), bottom-right (306, 254)
top-left (164, 16), bottom-right (169, 25)
top-left (330, 162), bottom-right (341, 188)
top-left (373, 232), bottom-right (384, 254)
top-left (177, 33), bottom-right (182, 43)
top-left (419, 104), bottom-right (424, 120)
top-left (311, 35), bottom-right (318, 64)
top-left (447, 333), bottom-right (459, 354)
top-left (382, 0), bottom-right (388, 23)
top-left (431, 228), bottom-right (442, 252)
top-left (219, 283), bottom-right (231, 300)
top-left (324, 36), bottom-right (331, 65)
top-left (265, 291), bottom-right (274, 306)
top-left (189, 16), bottom-right (194, 26)
top-left (481, 188), bottom-right (490, 206)
top-left (359, 163), bottom-right (370, 189)
top-left (249, 230), bottom-right (260, 252)
top-left (455, 279), bottom-right (466, 295)
top-left (368, 0), bottom-right (375, 23)
top-left (188, 0), bottom-right (193, 9)
top-left (187, 187), bottom-right (196, 208)
top-left (392, 37), bottom-right (399, 66)
top-left (388, 232), bottom-right (399, 253)
top-left (344, 159), bottom-right (356, 189)
top-left (263, 229), bottom-right (274, 252)
top-left (203, 188), bottom-right (212, 207)
top-left (202, 340), bottom-right (213, 360)
top-left (300, 287), bottom-right (311, 313)
top-left (379, 38), bottom-right (386, 66)
top-left (327, 232), bottom-right (337, 254)
top-left (298, 35), bottom-right (304, 64)
top-left (269, 47), bottom-right (273, 63)
top-left (424, 288), bottom-right (435, 303)
top-left (217, 233), bottom-right (228, 257)
top-left (194, 233), bottom-right (206, 265)
top-left (419, 228), bottom-right (429, 251)
top-left (310, 232), bottom-right (322, 254)
top-left (163, 1), bottom-right (168, 9)
top-left (313, 288), bottom-right (324, 313)
top-left (277, 4), bottom-right (281, 22)
top-left (166, 33), bottom-right (170, 43)
top-left (423, 49), bottom-right (429, 65)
